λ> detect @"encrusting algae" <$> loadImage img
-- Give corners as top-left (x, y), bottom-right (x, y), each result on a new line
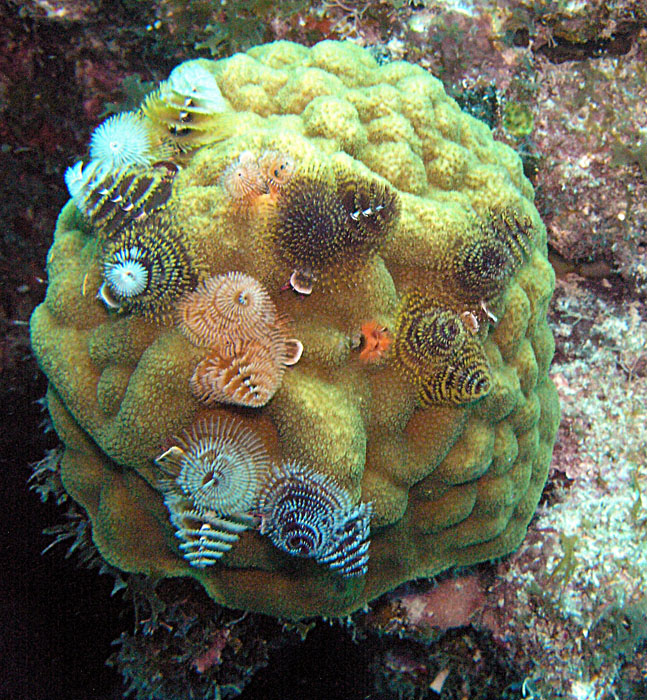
top-left (30, 41), bottom-right (560, 619)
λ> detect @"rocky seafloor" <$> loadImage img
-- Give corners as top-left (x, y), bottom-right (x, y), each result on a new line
top-left (1, 1), bottom-right (646, 698)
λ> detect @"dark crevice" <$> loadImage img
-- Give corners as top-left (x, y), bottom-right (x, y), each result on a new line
top-left (514, 23), bottom-right (646, 63)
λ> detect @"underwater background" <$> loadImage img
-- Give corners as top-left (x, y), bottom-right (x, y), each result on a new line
top-left (1, 1), bottom-right (646, 699)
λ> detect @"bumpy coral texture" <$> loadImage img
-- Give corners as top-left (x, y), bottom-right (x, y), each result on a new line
top-left (30, 41), bottom-right (559, 618)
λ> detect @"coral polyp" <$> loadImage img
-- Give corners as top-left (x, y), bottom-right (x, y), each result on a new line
top-left (258, 461), bottom-right (371, 578)
top-left (100, 213), bottom-right (195, 318)
top-left (155, 417), bottom-right (270, 516)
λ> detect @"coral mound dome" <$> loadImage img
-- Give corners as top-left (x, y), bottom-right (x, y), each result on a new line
top-left (30, 40), bottom-right (559, 619)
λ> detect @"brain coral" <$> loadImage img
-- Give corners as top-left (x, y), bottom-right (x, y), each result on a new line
top-left (30, 40), bottom-right (559, 619)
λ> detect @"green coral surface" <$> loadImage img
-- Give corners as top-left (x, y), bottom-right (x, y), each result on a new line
top-left (30, 40), bottom-right (559, 619)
